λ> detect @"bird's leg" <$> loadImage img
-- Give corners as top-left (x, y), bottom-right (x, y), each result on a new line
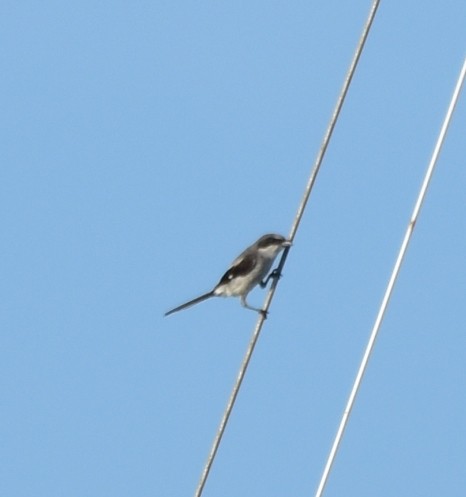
top-left (260, 268), bottom-right (281, 288)
top-left (240, 296), bottom-right (268, 318)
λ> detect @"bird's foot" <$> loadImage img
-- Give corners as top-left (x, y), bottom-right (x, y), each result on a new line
top-left (260, 268), bottom-right (282, 288)
top-left (259, 309), bottom-right (268, 319)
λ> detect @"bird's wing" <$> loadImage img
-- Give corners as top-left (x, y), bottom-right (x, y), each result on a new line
top-left (216, 252), bottom-right (257, 285)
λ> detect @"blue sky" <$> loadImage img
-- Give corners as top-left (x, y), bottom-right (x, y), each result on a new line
top-left (2, 2), bottom-right (465, 496)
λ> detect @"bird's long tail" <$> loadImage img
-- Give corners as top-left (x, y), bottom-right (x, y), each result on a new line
top-left (164, 291), bottom-right (215, 316)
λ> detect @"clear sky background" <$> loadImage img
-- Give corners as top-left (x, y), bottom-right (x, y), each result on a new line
top-left (2, 2), bottom-right (466, 496)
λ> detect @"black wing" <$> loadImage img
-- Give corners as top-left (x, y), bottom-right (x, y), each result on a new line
top-left (216, 252), bottom-right (257, 285)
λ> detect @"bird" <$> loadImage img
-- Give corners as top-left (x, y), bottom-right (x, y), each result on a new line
top-left (164, 233), bottom-right (291, 317)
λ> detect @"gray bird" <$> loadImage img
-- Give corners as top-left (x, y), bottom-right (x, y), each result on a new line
top-left (165, 233), bottom-right (291, 316)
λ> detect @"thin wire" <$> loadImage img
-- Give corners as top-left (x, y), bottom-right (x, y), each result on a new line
top-left (314, 57), bottom-right (466, 497)
top-left (288, 0), bottom-right (381, 243)
top-left (193, 2), bottom-right (381, 496)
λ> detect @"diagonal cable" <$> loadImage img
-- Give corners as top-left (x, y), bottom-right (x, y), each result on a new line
top-left (314, 56), bottom-right (466, 497)
top-left (193, 2), bottom-right (381, 496)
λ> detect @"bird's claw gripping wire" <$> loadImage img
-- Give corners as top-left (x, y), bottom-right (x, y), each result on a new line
top-left (259, 309), bottom-right (268, 319)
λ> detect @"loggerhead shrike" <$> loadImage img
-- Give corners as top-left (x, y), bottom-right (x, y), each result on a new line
top-left (164, 233), bottom-right (291, 317)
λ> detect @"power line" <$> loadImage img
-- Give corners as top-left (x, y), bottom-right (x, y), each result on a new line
top-left (314, 56), bottom-right (466, 497)
top-left (193, 2), bottom-right (381, 496)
